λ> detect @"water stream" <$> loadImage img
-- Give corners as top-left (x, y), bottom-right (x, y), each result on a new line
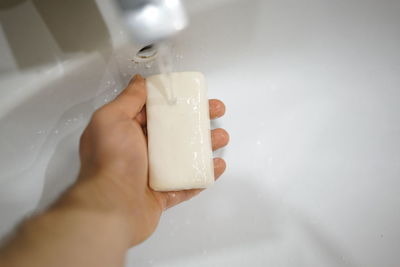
top-left (156, 43), bottom-right (177, 105)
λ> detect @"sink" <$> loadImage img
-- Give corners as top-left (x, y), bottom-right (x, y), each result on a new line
top-left (1, 0), bottom-right (400, 266)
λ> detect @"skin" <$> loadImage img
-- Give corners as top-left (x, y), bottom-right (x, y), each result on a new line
top-left (0, 75), bottom-right (229, 267)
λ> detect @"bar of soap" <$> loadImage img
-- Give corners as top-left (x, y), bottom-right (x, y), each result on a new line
top-left (146, 72), bottom-right (214, 191)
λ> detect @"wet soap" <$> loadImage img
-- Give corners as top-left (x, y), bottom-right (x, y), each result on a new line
top-left (146, 72), bottom-right (214, 191)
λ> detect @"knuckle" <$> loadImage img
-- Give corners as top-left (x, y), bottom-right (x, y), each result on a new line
top-left (80, 128), bottom-right (89, 144)
top-left (91, 107), bottom-right (113, 125)
top-left (92, 108), bottom-right (106, 120)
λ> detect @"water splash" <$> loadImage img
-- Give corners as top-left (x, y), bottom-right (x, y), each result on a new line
top-left (145, 61), bottom-right (154, 69)
top-left (156, 42), bottom-right (177, 105)
top-left (175, 54), bottom-right (184, 60)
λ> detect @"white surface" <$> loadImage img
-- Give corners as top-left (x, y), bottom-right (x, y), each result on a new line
top-left (0, 0), bottom-right (400, 266)
top-left (147, 72), bottom-right (214, 191)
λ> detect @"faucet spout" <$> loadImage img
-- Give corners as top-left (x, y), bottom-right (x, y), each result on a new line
top-left (116, 0), bottom-right (188, 46)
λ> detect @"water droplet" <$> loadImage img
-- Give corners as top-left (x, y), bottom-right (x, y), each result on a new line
top-left (106, 81), bottom-right (111, 85)
top-left (54, 130), bottom-right (59, 134)
top-left (113, 89), bottom-right (118, 93)
top-left (145, 62), bottom-right (153, 69)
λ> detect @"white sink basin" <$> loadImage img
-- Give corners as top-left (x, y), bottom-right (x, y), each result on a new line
top-left (1, 0), bottom-right (400, 266)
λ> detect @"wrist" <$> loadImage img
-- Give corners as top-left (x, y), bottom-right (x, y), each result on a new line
top-left (57, 172), bottom-right (160, 247)
top-left (54, 177), bottom-right (135, 246)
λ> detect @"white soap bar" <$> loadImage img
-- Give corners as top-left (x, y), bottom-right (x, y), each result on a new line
top-left (146, 72), bottom-right (214, 191)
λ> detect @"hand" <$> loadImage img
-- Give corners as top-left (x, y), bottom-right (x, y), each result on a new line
top-left (72, 75), bottom-right (229, 246)
top-left (0, 75), bottom-right (229, 267)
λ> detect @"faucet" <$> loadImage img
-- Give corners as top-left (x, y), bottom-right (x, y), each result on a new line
top-left (116, 0), bottom-right (188, 47)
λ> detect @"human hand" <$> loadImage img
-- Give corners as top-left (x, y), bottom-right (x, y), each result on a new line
top-left (0, 75), bottom-right (228, 267)
top-left (72, 75), bottom-right (229, 246)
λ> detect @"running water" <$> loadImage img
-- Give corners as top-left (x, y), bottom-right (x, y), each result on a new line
top-left (156, 42), bottom-right (177, 105)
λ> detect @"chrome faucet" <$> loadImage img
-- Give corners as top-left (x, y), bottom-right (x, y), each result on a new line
top-left (116, 0), bottom-right (188, 46)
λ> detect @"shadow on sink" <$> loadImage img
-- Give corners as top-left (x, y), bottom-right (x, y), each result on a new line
top-left (126, 175), bottom-right (359, 266)
top-left (35, 101), bottom-right (90, 211)
top-left (0, 0), bottom-right (111, 71)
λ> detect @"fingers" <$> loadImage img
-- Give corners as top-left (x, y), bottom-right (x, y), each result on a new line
top-left (209, 99), bottom-right (225, 119)
top-left (213, 158), bottom-right (226, 180)
top-left (210, 101), bottom-right (229, 150)
top-left (211, 128), bottom-right (229, 151)
top-left (108, 75), bottom-right (147, 118)
top-left (160, 158), bottom-right (227, 210)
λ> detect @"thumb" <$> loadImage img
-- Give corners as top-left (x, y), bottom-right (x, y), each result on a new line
top-left (109, 75), bottom-right (147, 118)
